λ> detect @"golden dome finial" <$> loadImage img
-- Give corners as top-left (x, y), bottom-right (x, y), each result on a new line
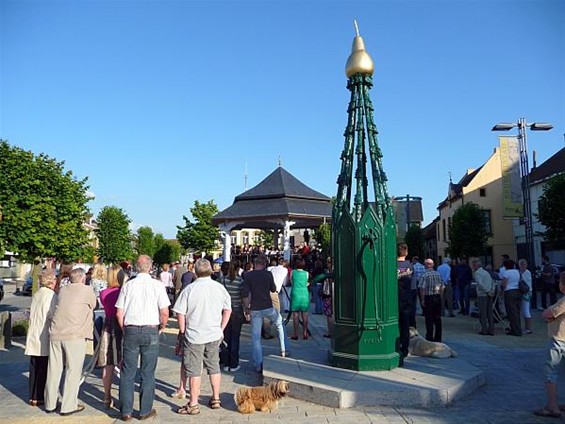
top-left (345, 20), bottom-right (374, 78)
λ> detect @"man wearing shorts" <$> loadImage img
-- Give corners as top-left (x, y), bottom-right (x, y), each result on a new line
top-left (535, 272), bottom-right (565, 418)
top-left (172, 258), bottom-right (231, 415)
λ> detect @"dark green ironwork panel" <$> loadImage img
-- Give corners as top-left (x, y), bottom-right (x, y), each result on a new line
top-left (330, 26), bottom-right (399, 371)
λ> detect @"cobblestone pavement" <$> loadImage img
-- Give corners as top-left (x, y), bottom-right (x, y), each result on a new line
top-left (0, 304), bottom-right (561, 424)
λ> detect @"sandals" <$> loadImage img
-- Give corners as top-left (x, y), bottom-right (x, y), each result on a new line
top-left (104, 398), bottom-right (114, 409)
top-left (177, 404), bottom-right (200, 415)
top-left (208, 398), bottom-right (221, 409)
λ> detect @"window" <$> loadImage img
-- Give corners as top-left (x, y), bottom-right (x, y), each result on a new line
top-left (230, 233), bottom-right (237, 245)
top-left (479, 188), bottom-right (486, 197)
top-left (242, 232), bottom-right (249, 245)
top-left (442, 219), bottom-right (446, 242)
top-left (482, 210), bottom-right (492, 235)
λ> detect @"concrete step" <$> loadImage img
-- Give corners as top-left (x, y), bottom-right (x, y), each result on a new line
top-left (263, 352), bottom-right (485, 408)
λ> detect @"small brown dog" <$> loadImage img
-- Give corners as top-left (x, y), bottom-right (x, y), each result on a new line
top-left (234, 380), bottom-right (289, 414)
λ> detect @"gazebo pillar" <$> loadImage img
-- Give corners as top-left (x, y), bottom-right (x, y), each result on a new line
top-left (273, 228), bottom-right (280, 250)
top-left (282, 220), bottom-right (295, 261)
top-left (219, 223), bottom-right (236, 262)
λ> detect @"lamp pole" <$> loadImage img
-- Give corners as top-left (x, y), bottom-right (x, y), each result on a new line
top-left (492, 118), bottom-right (553, 269)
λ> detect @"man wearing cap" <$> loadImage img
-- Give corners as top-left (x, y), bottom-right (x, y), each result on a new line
top-left (472, 258), bottom-right (495, 336)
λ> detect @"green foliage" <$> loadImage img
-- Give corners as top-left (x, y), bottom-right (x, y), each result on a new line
top-left (447, 202), bottom-right (488, 259)
top-left (96, 206), bottom-right (133, 263)
top-left (0, 140), bottom-right (91, 261)
top-left (537, 174), bottom-right (565, 242)
top-left (176, 200), bottom-right (219, 253)
top-left (256, 230), bottom-right (274, 247)
top-left (80, 245), bottom-right (97, 264)
top-left (154, 239), bottom-right (181, 266)
top-left (404, 224), bottom-right (425, 259)
top-left (314, 222), bottom-right (332, 256)
top-left (136, 226), bottom-right (156, 257)
top-left (12, 320), bottom-right (29, 337)
top-left (154, 233), bottom-right (165, 251)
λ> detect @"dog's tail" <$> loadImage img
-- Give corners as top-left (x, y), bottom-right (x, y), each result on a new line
top-left (234, 388), bottom-right (255, 414)
top-left (450, 348), bottom-right (458, 358)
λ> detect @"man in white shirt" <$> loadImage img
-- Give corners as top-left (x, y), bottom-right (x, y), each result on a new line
top-left (115, 255), bottom-right (170, 422)
top-left (172, 259), bottom-right (231, 415)
top-left (268, 257), bottom-right (290, 337)
top-left (269, 257), bottom-right (289, 311)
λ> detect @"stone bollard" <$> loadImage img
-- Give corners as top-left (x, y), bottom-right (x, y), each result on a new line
top-left (0, 311), bottom-right (12, 349)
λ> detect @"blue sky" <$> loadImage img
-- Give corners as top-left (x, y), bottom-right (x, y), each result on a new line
top-left (1, 0), bottom-right (563, 239)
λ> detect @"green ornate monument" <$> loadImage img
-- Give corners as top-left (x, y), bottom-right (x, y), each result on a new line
top-left (330, 22), bottom-right (400, 371)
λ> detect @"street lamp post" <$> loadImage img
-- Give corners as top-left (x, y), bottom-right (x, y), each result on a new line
top-left (492, 118), bottom-right (553, 269)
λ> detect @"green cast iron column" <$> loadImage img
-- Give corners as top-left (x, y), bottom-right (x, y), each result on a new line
top-left (329, 23), bottom-right (399, 371)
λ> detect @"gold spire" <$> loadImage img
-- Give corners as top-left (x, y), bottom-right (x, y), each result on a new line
top-left (345, 20), bottom-right (374, 78)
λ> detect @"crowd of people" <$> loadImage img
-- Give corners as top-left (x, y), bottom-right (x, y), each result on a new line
top-left (397, 246), bottom-right (560, 347)
top-left (23, 248), bottom-right (333, 420)
top-left (395, 245), bottom-right (565, 419)
top-left (25, 241), bottom-right (564, 420)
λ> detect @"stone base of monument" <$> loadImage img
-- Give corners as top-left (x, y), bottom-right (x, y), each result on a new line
top-left (263, 354), bottom-right (485, 408)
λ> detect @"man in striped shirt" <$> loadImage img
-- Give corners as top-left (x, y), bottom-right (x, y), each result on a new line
top-left (419, 259), bottom-right (444, 343)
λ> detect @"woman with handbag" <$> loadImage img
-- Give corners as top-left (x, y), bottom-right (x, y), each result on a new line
top-left (518, 259), bottom-right (533, 334)
top-left (501, 259), bottom-right (522, 337)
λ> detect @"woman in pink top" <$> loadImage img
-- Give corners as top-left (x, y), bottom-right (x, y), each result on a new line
top-left (98, 264), bottom-right (123, 409)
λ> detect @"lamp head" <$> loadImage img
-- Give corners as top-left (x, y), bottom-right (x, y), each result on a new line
top-left (491, 123), bottom-right (516, 131)
top-left (530, 123), bottom-right (553, 131)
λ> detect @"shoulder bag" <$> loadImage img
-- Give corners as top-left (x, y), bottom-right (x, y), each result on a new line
top-left (518, 272), bottom-right (529, 294)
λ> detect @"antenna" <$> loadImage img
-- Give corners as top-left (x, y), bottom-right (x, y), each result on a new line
top-left (244, 160), bottom-right (248, 191)
top-left (278, 155), bottom-right (282, 167)
top-left (448, 171), bottom-right (452, 183)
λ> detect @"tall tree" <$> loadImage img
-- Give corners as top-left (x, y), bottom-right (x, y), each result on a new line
top-left (136, 226), bottom-right (156, 257)
top-left (0, 140), bottom-right (91, 262)
top-left (447, 202), bottom-right (488, 259)
top-left (176, 200), bottom-right (219, 254)
top-left (404, 224), bottom-right (425, 260)
top-left (96, 206), bottom-right (133, 263)
top-left (537, 174), bottom-right (565, 242)
top-left (153, 233), bottom-right (165, 262)
top-left (154, 239), bottom-right (181, 266)
top-left (314, 222), bottom-right (332, 256)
